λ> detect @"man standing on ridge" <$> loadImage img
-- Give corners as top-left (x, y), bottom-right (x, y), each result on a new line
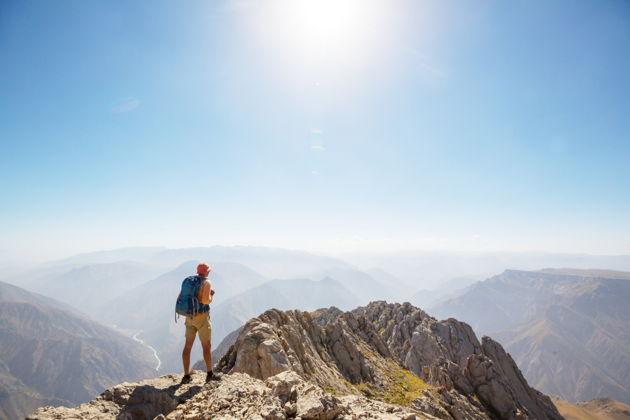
top-left (177, 262), bottom-right (218, 384)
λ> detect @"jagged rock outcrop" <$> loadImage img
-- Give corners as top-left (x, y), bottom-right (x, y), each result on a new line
top-left (219, 302), bottom-right (562, 420)
top-left (29, 370), bottom-right (428, 420)
top-left (354, 302), bottom-right (562, 419)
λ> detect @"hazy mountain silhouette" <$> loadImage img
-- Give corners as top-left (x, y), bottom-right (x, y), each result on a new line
top-left (431, 269), bottom-right (630, 403)
top-left (46, 246), bottom-right (353, 280)
top-left (14, 262), bottom-right (166, 314)
top-left (211, 276), bottom-right (360, 345)
top-left (343, 251), bottom-right (630, 290)
top-left (311, 266), bottom-right (400, 302)
top-left (49, 247), bottom-right (168, 267)
top-left (0, 283), bottom-right (155, 420)
top-left (0, 280), bottom-right (76, 313)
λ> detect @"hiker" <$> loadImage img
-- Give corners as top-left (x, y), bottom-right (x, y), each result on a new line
top-left (175, 262), bottom-right (219, 384)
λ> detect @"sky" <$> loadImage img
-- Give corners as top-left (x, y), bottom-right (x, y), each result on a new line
top-left (1, 0), bottom-right (629, 261)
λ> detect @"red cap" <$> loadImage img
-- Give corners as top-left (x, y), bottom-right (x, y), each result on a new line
top-left (197, 263), bottom-right (211, 276)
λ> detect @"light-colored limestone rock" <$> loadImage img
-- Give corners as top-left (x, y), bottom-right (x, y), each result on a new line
top-left (29, 370), bottom-right (433, 420)
top-left (355, 302), bottom-right (563, 420)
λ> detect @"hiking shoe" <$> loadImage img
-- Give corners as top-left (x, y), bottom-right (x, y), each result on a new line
top-left (206, 371), bottom-right (221, 383)
top-left (180, 374), bottom-right (192, 385)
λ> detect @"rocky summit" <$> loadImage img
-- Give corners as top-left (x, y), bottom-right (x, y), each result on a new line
top-left (28, 371), bottom-right (425, 420)
top-left (219, 302), bottom-right (561, 420)
top-left (29, 302), bottom-right (563, 420)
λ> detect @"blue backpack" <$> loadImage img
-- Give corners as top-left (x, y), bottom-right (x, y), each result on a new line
top-left (175, 275), bottom-right (210, 321)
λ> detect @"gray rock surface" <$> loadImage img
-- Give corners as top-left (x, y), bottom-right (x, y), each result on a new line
top-left (28, 371), bottom-right (428, 420)
top-left (219, 302), bottom-right (562, 420)
top-left (356, 302), bottom-right (563, 420)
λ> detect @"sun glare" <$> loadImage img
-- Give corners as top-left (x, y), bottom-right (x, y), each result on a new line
top-left (287, 0), bottom-right (365, 48)
top-left (262, 0), bottom-right (383, 59)
top-left (247, 0), bottom-right (388, 96)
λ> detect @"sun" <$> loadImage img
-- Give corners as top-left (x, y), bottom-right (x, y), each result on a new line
top-left (262, 0), bottom-right (382, 57)
top-left (240, 0), bottom-right (390, 100)
top-left (286, 0), bottom-right (365, 49)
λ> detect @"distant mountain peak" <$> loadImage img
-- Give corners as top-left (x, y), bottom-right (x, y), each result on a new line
top-left (538, 267), bottom-right (630, 280)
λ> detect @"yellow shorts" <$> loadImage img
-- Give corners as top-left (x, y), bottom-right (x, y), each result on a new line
top-left (185, 314), bottom-right (212, 343)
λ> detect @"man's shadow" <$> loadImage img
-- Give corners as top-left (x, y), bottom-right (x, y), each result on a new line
top-left (115, 382), bottom-right (204, 420)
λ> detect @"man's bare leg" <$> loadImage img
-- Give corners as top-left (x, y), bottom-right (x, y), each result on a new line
top-left (182, 336), bottom-right (195, 375)
top-left (201, 340), bottom-right (212, 372)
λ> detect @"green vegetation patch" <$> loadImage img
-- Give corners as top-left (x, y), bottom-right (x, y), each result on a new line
top-left (322, 386), bottom-right (339, 396)
top-left (356, 361), bottom-right (432, 407)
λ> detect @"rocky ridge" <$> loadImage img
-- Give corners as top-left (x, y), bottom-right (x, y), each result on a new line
top-left (29, 371), bottom-right (428, 420)
top-left (355, 303), bottom-right (560, 419)
top-left (217, 301), bottom-right (561, 419)
top-left (30, 302), bottom-right (563, 420)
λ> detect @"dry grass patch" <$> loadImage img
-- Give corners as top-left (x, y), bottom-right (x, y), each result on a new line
top-left (357, 361), bottom-right (433, 407)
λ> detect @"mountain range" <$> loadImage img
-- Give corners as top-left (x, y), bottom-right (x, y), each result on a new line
top-left (3, 246), bottom-right (630, 417)
top-left (17, 261), bottom-right (165, 314)
top-left (342, 252), bottom-right (630, 290)
top-left (61, 249), bottom-right (398, 374)
top-left (47, 246), bottom-right (351, 281)
top-left (0, 281), bottom-right (156, 420)
top-left (211, 276), bottom-right (361, 345)
top-left (431, 269), bottom-right (630, 403)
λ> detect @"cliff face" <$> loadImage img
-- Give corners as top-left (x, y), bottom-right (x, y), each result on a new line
top-left (354, 302), bottom-right (561, 419)
top-left (29, 302), bottom-right (563, 420)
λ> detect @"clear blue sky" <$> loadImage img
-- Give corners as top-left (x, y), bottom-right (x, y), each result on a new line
top-left (1, 0), bottom-right (629, 260)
